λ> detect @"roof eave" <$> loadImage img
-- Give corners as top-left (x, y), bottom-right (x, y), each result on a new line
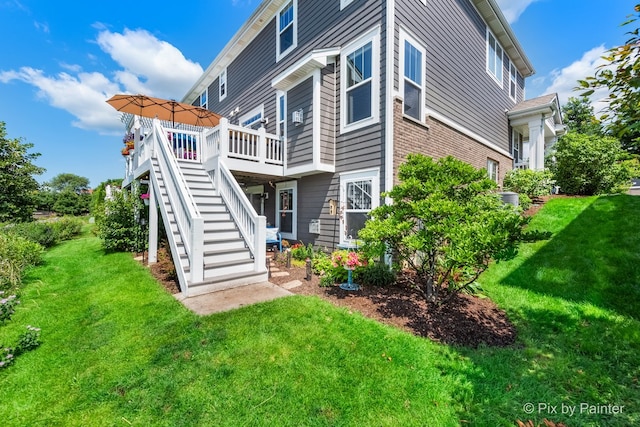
top-left (471, 0), bottom-right (536, 78)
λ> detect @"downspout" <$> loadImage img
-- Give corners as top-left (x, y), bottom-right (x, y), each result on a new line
top-left (384, 0), bottom-right (395, 202)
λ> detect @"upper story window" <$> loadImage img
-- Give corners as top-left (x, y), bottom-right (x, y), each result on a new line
top-left (276, 92), bottom-right (286, 139)
top-left (400, 30), bottom-right (426, 121)
top-left (219, 68), bottom-right (227, 101)
top-left (341, 27), bottom-right (380, 133)
top-left (239, 105), bottom-right (264, 130)
top-left (340, 0), bottom-right (355, 9)
top-left (200, 90), bottom-right (207, 109)
top-left (277, 0), bottom-right (297, 61)
top-left (509, 61), bottom-right (518, 101)
top-left (486, 30), bottom-right (503, 87)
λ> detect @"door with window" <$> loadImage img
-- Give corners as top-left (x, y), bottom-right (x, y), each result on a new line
top-left (340, 169), bottom-right (379, 243)
top-left (276, 181), bottom-right (297, 239)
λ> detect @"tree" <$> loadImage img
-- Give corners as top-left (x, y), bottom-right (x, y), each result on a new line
top-left (549, 132), bottom-right (630, 195)
top-left (578, 4), bottom-right (640, 153)
top-left (47, 173), bottom-right (90, 194)
top-left (0, 122), bottom-right (45, 222)
top-left (359, 155), bottom-right (526, 304)
top-left (561, 97), bottom-right (603, 136)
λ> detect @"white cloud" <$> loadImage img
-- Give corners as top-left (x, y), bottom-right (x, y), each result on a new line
top-left (542, 45), bottom-right (610, 113)
top-left (0, 28), bottom-right (203, 134)
top-left (495, 0), bottom-right (538, 24)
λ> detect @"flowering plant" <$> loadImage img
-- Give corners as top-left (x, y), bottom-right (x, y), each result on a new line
top-left (123, 132), bottom-right (135, 144)
top-left (17, 325), bottom-right (41, 353)
top-left (140, 193), bottom-right (150, 200)
top-left (331, 250), bottom-right (367, 270)
top-left (0, 346), bottom-right (15, 369)
top-left (0, 292), bottom-right (19, 323)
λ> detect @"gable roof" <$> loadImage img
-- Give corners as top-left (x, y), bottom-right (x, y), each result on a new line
top-left (508, 93), bottom-right (564, 128)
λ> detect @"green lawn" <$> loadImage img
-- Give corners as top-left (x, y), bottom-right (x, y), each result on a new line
top-left (1, 195), bottom-right (639, 426)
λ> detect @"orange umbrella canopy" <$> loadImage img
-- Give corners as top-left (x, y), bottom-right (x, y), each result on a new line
top-left (106, 94), bottom-right (222, 127)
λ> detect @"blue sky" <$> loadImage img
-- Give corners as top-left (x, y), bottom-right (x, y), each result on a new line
top-left (0, 0), bottom-right (635, 187)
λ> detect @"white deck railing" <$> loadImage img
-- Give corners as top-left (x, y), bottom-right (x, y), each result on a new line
top-left (150, 120), bottom-right (205, 284)
top-left (208, 156), bottom-right (266, 273)
top-left (204, 118), bottom-right (284, 167)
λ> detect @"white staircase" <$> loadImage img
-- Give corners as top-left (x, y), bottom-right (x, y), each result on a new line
top-left (152, 160), bottom-right (268, 297)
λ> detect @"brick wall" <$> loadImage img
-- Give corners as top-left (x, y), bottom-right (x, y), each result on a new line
top-left (393, 98), bottom-right (511, 187)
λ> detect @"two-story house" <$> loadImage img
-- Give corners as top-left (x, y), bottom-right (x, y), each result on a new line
top-left (120, 0), bottom-right (563, 296)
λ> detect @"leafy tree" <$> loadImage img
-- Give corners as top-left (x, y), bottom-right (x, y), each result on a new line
top-left (52, 189), bottom-right (91, 216)
top-left (47, 173), bottom-right (90, 194)
top-left (561, 97), bottom-right (603, 136)
top-left (0, 122), bottom-right (45, 222)
top-left (578, 4), bottom-right (640, 153)
top-left (549, 132), bottom-right (630, 195)
top-left (359, 155), bottom-right (526, 304)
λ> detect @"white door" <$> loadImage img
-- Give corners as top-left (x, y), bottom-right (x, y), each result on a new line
top-left (276, 181), bottom-right (297, 239)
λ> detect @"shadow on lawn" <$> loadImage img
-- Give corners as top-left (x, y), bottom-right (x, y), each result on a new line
top-left (454, 195), bottom-right (640, 425)
top-left (501, 194), bottom-right (640, 321)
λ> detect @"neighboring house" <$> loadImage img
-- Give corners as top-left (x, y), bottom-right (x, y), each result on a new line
top-left (120, 0), bottom-right (563, 296)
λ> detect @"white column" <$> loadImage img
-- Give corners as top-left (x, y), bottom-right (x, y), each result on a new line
top-left (528, 115), bottom-right (545, 170)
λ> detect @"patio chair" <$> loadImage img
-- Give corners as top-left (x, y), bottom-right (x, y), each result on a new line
top-left (266, 227), bottom-right (282, 252)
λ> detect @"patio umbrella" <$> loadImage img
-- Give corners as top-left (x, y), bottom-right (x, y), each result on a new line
top-left (106, 94), bottom-right (222, 127)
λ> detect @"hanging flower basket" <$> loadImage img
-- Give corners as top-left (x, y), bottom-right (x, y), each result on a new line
top-left (125, 141), bottom-right (135, 149)
top-left (140, 193), bottom-right (150, 206)
top-left (121, 147), bottom-right (130, 156)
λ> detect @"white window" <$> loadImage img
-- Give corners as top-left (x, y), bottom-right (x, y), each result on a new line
top-left (340, 169), bottom-right (379, 243)
top-left (200, 90), bottom-right (207, 109)
top-left (512, 130), bottom-right (524, 164)
top-left (276, 181), bottom-right (297, 239)
top-left (400, 30), bottom-right (426, 121)
top-left (340, 0), bottom-right (355, 9)
top-left (219, 68), bottom-right (227, 101)
top-left (276, 0), bottom-right (297, 61)
top-left (509, 61), bottom-right (518, 101)
top-left (276, 92), bottom-right (287, 139)
top-left (487, 159), bottom-right (499, 182)
top-left (340, 28), bottom-right (380, 133)
top-left (487, 30), bottom-right (503, 86)
top-left (239, 105), bottom-right (264, 129)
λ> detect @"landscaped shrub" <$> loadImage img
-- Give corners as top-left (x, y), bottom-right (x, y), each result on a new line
top-left (503, 169), bottom-right (554, 210)
top-left (94, 187), bottom-right (145, 252)
top-left (6, 221), bottom-right (57, 248)
top-left (290, 242), bottom-right (314, 261)
top-left (0, 233), bottom-right (43, 290)
top-left (358, 261), bottom-right (396, 287)
top-left (0, 325), bottom-right (41, 370)
top-left (48, 216), bottom-right (84, 241)
top-left (549, 131), bottom-right (631, 195)
top-left (311, 250), bottom-right (369, 286)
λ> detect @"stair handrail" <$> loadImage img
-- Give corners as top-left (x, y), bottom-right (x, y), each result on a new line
top-left (152, 119), bottom-right (205, 283)
top-left (209, 155), bottom-right (266, 273)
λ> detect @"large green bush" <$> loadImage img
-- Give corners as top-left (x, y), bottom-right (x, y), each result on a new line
top-left (94, 187), bottom-right (145, 252)
top-left (549, 132), bottom-right (631, 195)
top-left (503, 168), bottom-right (554, 209)
top-left (0, 232), bottom-right (43, 290)
top-left (360, 154), bottom-right (526, 303)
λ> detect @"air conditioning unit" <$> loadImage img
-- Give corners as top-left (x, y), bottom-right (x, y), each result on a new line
top-left (292, 109), bottom-right (304, 126)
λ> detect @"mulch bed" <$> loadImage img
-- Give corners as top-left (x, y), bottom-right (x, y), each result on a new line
top-left (147, 196), bottom-right (559, 348)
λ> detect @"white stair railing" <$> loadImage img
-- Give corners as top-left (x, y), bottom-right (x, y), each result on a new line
top-left (151, 120), bottom-right (205, 285)
top-left (209, 155), bottom-right (266, 273)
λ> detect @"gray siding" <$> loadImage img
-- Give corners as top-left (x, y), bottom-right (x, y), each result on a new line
top-left (395, 0), bottom-right (523, 152)
top-left (320, 65), bottom-right (336, 165)
top-left (287, 77), bottom-right (314, 167)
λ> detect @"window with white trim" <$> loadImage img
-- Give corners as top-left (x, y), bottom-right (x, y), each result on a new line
top-left (239, 105), bottom-right (264, 130)
top-left (400, 30), bottom-right (426, 121)
top-left (512, 130), bottom-right (524, 164)
top-left (276, 92), bottom-right (286, 139)
top-left (487, 159), bottom-right (499, 182)
top-left (219, 68), bottom-right (227, 101)
top-left (509, 61), bottom-right (518, 101)
top-left (341, 28), bottom-right (380, 132)
top-left (487, 30), bottom-right (503, 86)
top-left (276, 0), bottom-right (297, 61)
top-left (200, 90), bottom-right (207, 109)
top-left (340, 169), bottom-right (379, 243)
top-left (340, 0), bottom-right (355, 9)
